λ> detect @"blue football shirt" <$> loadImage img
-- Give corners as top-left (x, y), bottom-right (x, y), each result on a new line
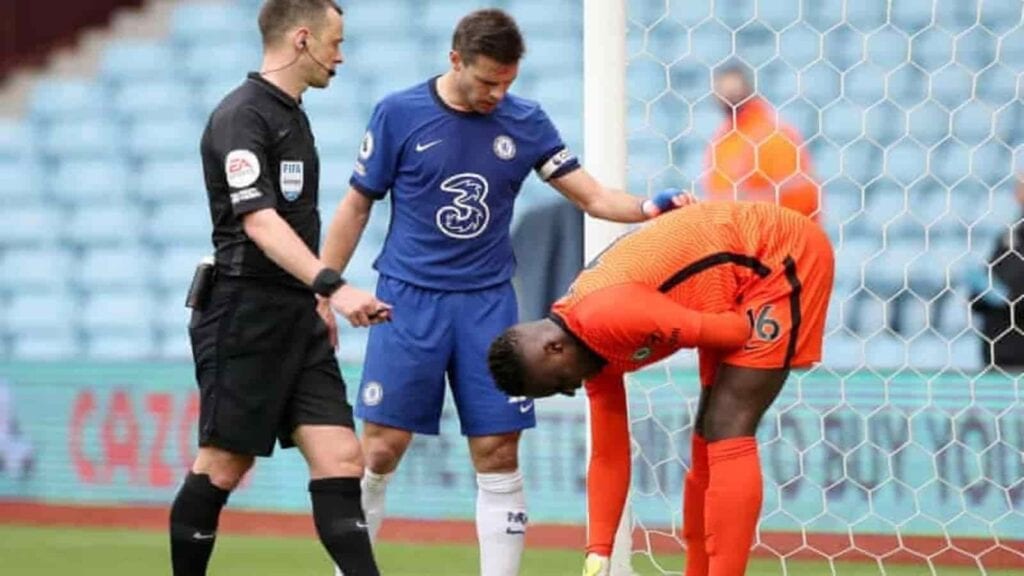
top-left (350, 77), bottom-right (580, 291)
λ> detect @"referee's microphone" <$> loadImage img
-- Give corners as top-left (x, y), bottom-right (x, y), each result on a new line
top-left (302, 40), bottom-right (336, 77)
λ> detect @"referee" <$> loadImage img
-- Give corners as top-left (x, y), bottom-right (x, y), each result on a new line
top-left (168, 2), bottom-right (387, 575)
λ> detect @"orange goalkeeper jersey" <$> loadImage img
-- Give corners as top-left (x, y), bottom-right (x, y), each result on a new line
top-left (560, 201), bottom-right (835, 558)
top-left (550, 201), bottom-right (825, 373)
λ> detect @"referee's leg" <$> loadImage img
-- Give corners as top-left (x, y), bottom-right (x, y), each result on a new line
top-left (295, 425), bottom-right (379, 576)
top-left (169, 447), bottom-right (253, 576)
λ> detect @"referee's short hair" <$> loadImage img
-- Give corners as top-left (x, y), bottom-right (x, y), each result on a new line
top-left (452, 9), bottom-right (525, 65)
top-left (259, 0), bottom-right (343, 46)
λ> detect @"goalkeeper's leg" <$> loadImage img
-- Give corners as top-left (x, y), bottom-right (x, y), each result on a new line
top-left (699, 364), bottom-right (788, 576)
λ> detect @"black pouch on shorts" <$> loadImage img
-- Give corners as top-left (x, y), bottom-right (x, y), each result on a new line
top-left (185, 256), bottom-right (216, 311)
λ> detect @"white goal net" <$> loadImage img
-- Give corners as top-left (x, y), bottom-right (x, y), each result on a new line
top-left (614, 0), bottom-right (1024, 574)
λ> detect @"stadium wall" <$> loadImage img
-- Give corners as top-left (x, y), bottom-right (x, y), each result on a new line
top-left (0, 362), bottom-right (1021, 566)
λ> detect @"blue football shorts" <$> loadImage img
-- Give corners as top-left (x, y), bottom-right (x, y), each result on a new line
top-left (355, 275), bottom-right (536, 436)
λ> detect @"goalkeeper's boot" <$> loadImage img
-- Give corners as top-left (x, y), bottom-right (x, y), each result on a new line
top-left (582, 553), bottom-right (610, 576)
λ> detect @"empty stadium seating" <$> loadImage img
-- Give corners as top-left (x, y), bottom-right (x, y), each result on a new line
top-left (0, 0), bottom-right (1020, 371)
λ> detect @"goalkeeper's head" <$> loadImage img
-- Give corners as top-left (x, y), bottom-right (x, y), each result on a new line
top-left (488, 319), bottom-right (604, 399)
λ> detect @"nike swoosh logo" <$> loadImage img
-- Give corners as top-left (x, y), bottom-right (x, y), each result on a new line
top-left (505, 528), bottom-right (526, 535)
top-left (192, 531), bottom-right (216, 540)
top-left (355, 521), bottom-right (368, 529)
top-left (415, 139), bottom-right (443, 152)
top-left (519, 402), bottom-right (534, 414)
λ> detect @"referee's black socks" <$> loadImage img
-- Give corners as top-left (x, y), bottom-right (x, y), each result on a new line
top-left (169, 472), bottom-right (230, 576)
top-left (310, 477), bottom-right (380, 576)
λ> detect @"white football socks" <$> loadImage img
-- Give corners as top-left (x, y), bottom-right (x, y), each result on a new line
top-left (333, 470), bottom-right (392, 576)
top-left (476, 471), bottom-right (527, 576)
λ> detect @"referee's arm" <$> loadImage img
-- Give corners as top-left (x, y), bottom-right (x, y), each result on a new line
top-left (243, 208), bottom-right (327, 286)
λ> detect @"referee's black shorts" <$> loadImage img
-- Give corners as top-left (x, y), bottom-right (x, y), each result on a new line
top-left (189, 277), bottom-right (354, 456)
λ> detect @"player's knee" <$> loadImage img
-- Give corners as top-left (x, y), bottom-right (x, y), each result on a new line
top-left (362, 439), bottom-right (403, 474)
top-left (193, 448), bottom-right (254, 490)
top-left (470, 434), bottom-right (520, 473)
top-left (702, 408), bottom-right (760, 442)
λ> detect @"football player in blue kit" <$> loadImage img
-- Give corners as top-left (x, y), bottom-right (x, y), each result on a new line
top-left (322, 9), bottom-right (687, 576)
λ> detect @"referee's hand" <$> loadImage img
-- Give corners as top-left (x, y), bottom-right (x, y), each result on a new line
top-left (329, 284), bottom-right (393, 328)
top-left (315, 296), bottom-right (339, 348)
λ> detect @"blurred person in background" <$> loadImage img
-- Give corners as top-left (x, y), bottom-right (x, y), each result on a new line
top-left (704, 63), bottom-right (821, 221)
top-left (169, 2), bottom-right (385, 575)
top-left (968, 178), bottom-right (1024, 370)
top-left (321, 9), bottom-right (690, 576)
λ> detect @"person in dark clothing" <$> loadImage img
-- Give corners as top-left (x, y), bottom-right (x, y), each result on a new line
top-left (168, 2), bottom-right (387, 575)
top-left (971, 180), bottom-right (1024, 370)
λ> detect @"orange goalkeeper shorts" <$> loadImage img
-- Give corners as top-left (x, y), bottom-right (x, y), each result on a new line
top-left (701, 219), bottom-right (834, 381)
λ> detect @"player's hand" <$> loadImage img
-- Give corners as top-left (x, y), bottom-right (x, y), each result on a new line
top-left (581, 553), bottom-right (610, 576)
top-left (315, 295), bottom-right (338, 349)
top-left (642, 188), bottom-right (698, 218)
top-left (329, 284), bottom-right (392, 328)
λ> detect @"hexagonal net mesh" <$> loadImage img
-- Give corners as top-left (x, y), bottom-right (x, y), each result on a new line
top-left (617, 0), bottom-right (1024, 574)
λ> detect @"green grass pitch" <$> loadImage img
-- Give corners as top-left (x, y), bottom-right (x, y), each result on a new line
top-left (1, 524), bottom-right (1015, 575)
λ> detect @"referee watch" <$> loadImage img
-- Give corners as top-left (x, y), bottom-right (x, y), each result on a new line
top-left (312, 268), bottom-right (346, 297)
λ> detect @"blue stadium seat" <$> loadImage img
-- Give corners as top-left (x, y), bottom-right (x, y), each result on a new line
top-left (863, 238), bottom-right (928, 299)
top-left (343, 0), bottom-right (412, 36)
top-left (50, 160), bottom-right (130, 204)
top-left (40, 117), bottom-right (123, 158)
top-left (148, 201), bottom-right (211, 246)
top-left (197, 78), bottom-right (241, 116)
top-left (907, 333), bottom-right (951, 371)
top-left (113, 81), bottom-right (196, 120)
top-left (898, 294), bottom-right (930, 336)
top-left (949, 334), bottom-right (982, 372)
top-left (777, 25), bottom-right (819, 71)
top-left (908, 103), bottom-right (950, 148)
top-left (821, 101), bottom-right (861, 146)
top-left (66, 205), bottom-right (144, 246)
top-left (85, 332), bottom-right (157, 360)
top-left (182, 41), bottom-right (258, 83)
top-left (936, 292), bottom-right (970, 338)
top-left (99, 41), bottom-right (177, 83)
top-left (158, 324), bottom-right (191, 360)
top-left (0, 119), bottom-right (34, 159)
top-left (885, 140), bottom-right (927, 186)
top-left (136, 160), bottom-right (206, 204)
top-left (864, 334), bottom-right (909, 369)
top-left (423, 1), bottom-right (488, 32)
top-left (841, 142), bottom-right (882, 186)
top-left (0, 158), bottom-right (43, 203)
top-left (689, 19), bottom-right (733, 66)
top-left (890, 0), bottom-right (932, 34)
top-left (865, 26), bottom-right (907, 70)
top-left (864, 103), bottom-right (904, 148)
top-left (126, 116), bottom-right (202, 161)
top-left (509, 0), bottom-right (581, 34)
top-left (954, 28), bottom-right (997, 72)
top-left (6, 290), bottom-right (77, 334)
top-left (976, 65), bottom-right (1018, 108)
top-left (29, 79), bottom-right (108, 119)
top-left (931, 66), bottom-right (973, 111)
top-left (971, 141), bottom-right (1012, 188)
top-left (910, 28), bottom-right (954, 72)
top-left (80, 290), bottom-right (151, 332)
top-left (77, 246), bottom-right (153, 290)
top-left (0, 203), bottom-right (63, 245)
top-left (824, 179), bottom-right (866, 239)
top-left (156, 247), bottom-right (208, 293)
top-left (931, 140), bottom-right (970, 187)
top-left (0, 247), bottom-right (75, 292)
top-left (170, 3), bottom-right (258, 44)
top-left (823, 332), bottom-right (863, 369)
top-left (10, 334), bottom-right (81, 360)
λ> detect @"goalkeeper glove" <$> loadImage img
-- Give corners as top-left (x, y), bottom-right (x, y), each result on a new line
top-left (641, 188), bottom-right (698, 218)
top-left (582, 553), bottom-right (610, 576)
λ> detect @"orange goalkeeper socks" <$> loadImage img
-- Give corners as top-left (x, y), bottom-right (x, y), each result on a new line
top-left (683, 434), bottom-right (710, 576)
top-left (705, 436), bottom-right (762, 576)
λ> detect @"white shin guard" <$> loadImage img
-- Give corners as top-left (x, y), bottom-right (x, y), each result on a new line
top-left (476, 471), bottom-right (527, 576)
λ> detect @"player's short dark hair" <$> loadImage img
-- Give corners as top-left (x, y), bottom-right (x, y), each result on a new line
top-left (452, 9), bottom-right (525, 65)
top-left (488, 329), bottom-right (527, 397)
top-left (259, 0), bottom-right (343, 46)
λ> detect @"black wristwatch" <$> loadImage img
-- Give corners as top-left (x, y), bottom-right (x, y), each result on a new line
top-left (312, 268), bottom-right (346, 297)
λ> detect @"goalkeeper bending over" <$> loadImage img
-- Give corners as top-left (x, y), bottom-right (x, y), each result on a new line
top-left (488, 201), bottom-right (834, 576)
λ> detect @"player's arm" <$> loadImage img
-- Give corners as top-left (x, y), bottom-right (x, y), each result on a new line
top-left (322, 186), bottom-right (373, 273)
top-left (564, 283), bottom-right (749, 368)
top-left (584, 369), bottom-right (631, 558)
top-left (549, 169), bottom-right (695, 223)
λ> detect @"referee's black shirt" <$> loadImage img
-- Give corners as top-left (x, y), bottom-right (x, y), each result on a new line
top-left (200, 72), bottom-right (322, 289)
